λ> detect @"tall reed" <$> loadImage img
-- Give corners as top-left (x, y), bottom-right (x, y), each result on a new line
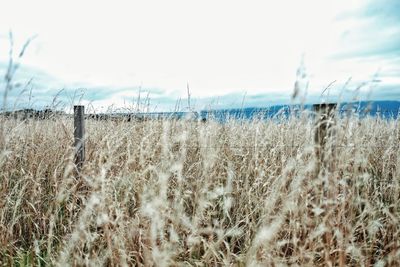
top-left (0, 113), bottom-right (399, 266)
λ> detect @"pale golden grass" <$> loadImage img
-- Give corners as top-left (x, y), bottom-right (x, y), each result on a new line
top-left (0, 113), bottom-right (399, 266)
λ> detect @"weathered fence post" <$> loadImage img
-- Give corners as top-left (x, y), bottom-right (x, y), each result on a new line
top-left (74, 105), bottom-right (85, 171)
top-left (313, 103), bottom-right (337, 175)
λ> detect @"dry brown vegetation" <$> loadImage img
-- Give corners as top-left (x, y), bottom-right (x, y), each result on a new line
top-left (0, 112), bottom-right (399, 266)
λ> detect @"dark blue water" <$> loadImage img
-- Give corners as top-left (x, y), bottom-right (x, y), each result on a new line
top-left (199, 101), bottom-right (400, 121)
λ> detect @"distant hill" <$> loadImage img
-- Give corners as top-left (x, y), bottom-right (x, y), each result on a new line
top-left (1, 108), bottom-right (66, 119)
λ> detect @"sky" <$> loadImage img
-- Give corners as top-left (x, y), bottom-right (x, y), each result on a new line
top-left (0, 0), bottom-right (399, 112)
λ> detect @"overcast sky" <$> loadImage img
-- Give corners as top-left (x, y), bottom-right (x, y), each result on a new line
top-left (0, 0), bottom-right (399, 111)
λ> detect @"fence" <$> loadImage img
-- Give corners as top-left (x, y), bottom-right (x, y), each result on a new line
top-left (73, 104), bottom-right (343, 172)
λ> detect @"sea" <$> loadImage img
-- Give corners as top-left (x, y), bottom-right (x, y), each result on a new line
top-left (141, 101), bottom-right (400, 121)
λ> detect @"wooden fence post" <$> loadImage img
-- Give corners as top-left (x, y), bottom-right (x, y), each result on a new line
top-left (313, 103), bottom-right (337, 174)
top-left (74, 105), bottom-right (85, 171)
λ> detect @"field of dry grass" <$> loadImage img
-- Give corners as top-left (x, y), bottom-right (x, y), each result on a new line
top-left (0, 112), bottom-right (399, 266)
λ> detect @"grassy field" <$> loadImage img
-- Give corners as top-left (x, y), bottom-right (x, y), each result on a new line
top-left (0, 113), bottom-right (399, 266)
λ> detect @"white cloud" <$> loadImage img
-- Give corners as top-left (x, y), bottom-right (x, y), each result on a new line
top-left (0, 0), bottom-right (398, 110)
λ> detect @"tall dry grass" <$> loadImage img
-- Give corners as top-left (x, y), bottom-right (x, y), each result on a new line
top-left (0, 112), bottom-right (399, 266)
